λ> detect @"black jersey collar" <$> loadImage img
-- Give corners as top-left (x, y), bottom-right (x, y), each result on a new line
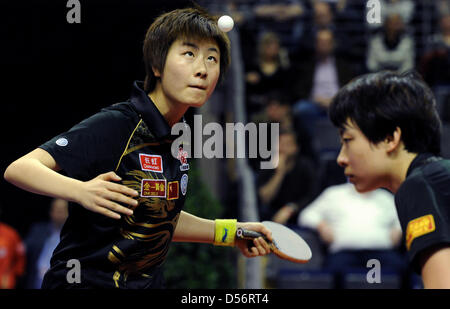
top-left (406, 153), bottom-right (438, 177)
top-left (130, 81), bottom-right (172, 140)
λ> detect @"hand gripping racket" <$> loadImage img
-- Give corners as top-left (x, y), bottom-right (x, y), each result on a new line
top-left (236, 221), bottom-right (312, 264)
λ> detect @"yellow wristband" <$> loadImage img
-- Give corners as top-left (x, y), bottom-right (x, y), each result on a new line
top-left (214, 219), bottom-right (237, 247)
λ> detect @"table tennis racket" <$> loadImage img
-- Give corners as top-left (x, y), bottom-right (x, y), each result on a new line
top-left (236, 221), bottom-right (312, 264)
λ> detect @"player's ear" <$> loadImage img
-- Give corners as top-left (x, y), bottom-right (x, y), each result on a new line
top-left (385, 127), bottom-right (402, 154)
top-left (152, 66), bottom-right (161, 78)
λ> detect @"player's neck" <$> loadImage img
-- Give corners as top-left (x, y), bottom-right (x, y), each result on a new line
top-left (148, 89), bottom-right (188, 127)
top-left (386, 150), bottom-right (418, 194)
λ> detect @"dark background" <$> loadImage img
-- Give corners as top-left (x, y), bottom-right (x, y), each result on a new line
top-left (0, 0), bottom-right (195, 237)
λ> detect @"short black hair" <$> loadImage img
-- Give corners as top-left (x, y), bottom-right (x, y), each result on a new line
top-left (329, 70), bottom-right (442, 155)
top-left (143, 7), bottom-right (231, 93)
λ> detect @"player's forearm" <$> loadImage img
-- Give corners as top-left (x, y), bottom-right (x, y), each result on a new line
top-left (4, 155), bottom-right (82, 203)
top-left (172, 211), bottom-right (216, 243)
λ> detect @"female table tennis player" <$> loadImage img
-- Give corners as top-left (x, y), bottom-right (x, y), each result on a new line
top-left (4, 7), bottom-right (272, 289)
top-left (329, 70), bottom-right (450, 288)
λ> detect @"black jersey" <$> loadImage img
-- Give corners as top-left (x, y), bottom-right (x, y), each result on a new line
top-left (39, 81), bottom-right (189, 288)
top-left (395, 153), bottom-right (450, 274)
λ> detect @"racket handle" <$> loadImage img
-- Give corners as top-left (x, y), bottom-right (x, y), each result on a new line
top-left (236, 228), bottom-right (269, 242)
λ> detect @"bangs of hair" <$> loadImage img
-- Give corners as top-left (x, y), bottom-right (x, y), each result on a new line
top-left (166, 10), bottom-right (222, 43)
top-left (329, 73), bottom-right (387, 133)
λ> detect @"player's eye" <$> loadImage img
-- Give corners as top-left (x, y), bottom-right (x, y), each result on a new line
top-left (339, 136), bottom-right (352, 144)
top-left (207, 55), bottom-right (218, 63)
top-left (342, 138), bottom-right (352, 144)
top-left (184, 51), bottom-right (194, 57)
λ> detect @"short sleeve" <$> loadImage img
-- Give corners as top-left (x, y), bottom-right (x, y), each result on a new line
top-left (39, 108), bottom-right (132, 180)
top-left (396, 173), bottom-right (450, 273)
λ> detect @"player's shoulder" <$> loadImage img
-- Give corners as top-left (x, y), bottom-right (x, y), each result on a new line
top-left (96, 101), bottom-right (137, 122)
top-left (77, 101), bottom-right (138, 132)
top-left (101, 101), bottom-right (136, 115)
top-left (422, 158), bottom-right (450, 194)
top-left (405, 157), bottom-right (450, 196)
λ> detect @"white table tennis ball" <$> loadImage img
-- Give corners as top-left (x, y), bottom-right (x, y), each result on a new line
top-left (218, 15), bottom-right (234, 32)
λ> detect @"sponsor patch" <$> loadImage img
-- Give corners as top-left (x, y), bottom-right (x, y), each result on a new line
top-left (177, 145), bottom-right (189, 171)
top-left (141, 179), bottom-right (166, 198)
top-left (181, 174), bottom-right (188, 196)
top-left (180, 163), bottom-right (190, 172)
top-left (406, 214), bottom-right (436, 250)
top-left (139, 154), bottom-right (163, 173)
top-left (56, 137), bottom-right (68, 147)
top-left (167, 181), bottom-right (179, 200)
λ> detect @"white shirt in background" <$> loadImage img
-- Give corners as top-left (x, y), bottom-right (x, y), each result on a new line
top-left (298, 183), bottom-right (401, 253)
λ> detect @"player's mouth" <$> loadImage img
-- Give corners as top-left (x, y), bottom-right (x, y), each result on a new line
top-left (189, 85), bottom-right (207, 91)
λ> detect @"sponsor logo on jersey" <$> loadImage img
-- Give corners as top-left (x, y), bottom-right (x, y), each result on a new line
top-left (177, 145), bottom-right (189, 171)
top-left (139, 154), bottom-right (163, 173)
top-left (141, 179), bottom-right (166, 198)
top-left (56, 137), bottom-right (68, 147)
top-left (167, 181), bottom-right (179, 200)
top-left (181, 174), bottom-right (188, 196)
top-left (406, 214), bottom-right (436, 250)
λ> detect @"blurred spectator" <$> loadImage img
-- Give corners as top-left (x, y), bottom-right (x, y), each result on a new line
top-left (437, 0), bottom-right (450, 15)
top-left (251, 91), bottom-right (318, 164)
top-left (292, 1), bottom-right (336, 59)
top-left (24, 198), bottom-right (68, 289)
top-left (322, 0), bottom-right (349, 13)
top-left (257, 130), bottom-right (318, 225)
top-left (224, 0), bottom-right (305, 59)
top-left (419, 13), bottom-right (450, 88)
top-left (254, 0), bottom-right (304, 24)
top-left (381, 0), bottom-right (415, 25)
top-left (312, 1), bottom-right (335, 29)
top-left (298, 183), bottom-right (406, 287)
top-left (366, 13), bottom-right (415, 73)
top-left (426, 13), bottom-right (450, 52)
top-left (0, 204), bottom-right (26, 289)
top-left (291, 28), bottom-right (355, 137)
top-left (213, 1), bottom-right (259, 64)
top-left (251, 92), bottom-right (295, 131)
top-left (420, 12), bottom-right (450, 123)
top-left (245, 31), bottom-right (293, 119)
top-left (366, 0), bottom-right (415, 31)
top-left (253, 0), bottom-right (306, 53)
top-left (306, 0), bottom-right (348, 10)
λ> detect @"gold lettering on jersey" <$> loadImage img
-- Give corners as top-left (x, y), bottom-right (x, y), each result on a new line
top-left (141, 179), bottom-right (166, 198)
top-left (123, 170), bottom-right (175, 217)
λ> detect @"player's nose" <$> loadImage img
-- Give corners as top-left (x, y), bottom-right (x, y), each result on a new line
top-left (194, 59), bottom-right (207, 79)
top-left (336, 147), bottom-right (348, 167)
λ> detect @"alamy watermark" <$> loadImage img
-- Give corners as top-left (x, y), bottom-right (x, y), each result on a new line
top-left (366, 259), bottom-right (381, 284)
top-left (171, 115), bottom-right (279, 170)
top-left (366, 0), bottom-right (381, 24)
top-left (66, 258), bottom-right (81, 284)
top-left (64, 257), bottom-right (383, 286)
top-left (66, 0), bottom-right (81, 24)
